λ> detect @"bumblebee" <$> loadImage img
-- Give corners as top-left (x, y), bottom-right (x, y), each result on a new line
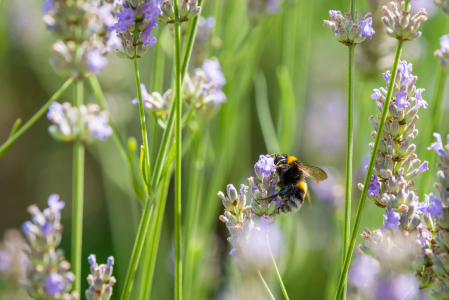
top-left (268, 154), bottom-right (328, 215)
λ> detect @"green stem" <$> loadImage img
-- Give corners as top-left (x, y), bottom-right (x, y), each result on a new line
top-left (0, 77), bottom-right (74, 158)
top-left (151, 0), bottom-right (204, 193)
top-left (133, 57), bottom-right (152, 190)
top-left (72, 78), bottom-right (85, 296)
top-left (334, 41), bottom-right (404, 300)
top-left (119, 197), bottom-right (154, 300)
top-left (173, 0), bottom-right (183, 297)
top-left (268, 238), bottom-right (289, 300)
top-left (342, 45), bottom-right (354, 299)
top-left (258, 271), bottom-right (276, 300)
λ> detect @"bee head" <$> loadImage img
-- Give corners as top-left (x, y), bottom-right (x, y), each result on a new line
top-left (274, 155), bottom-right (287, 166)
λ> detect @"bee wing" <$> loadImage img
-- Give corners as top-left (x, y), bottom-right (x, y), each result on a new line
top-left (299, 165), bottom-right (328, 184)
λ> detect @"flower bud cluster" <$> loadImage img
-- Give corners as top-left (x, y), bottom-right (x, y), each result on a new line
top-left (323, 10), bottom-right (375, 46)
top-left (47, 102), bottom-right (113, 144)
top-left (184, 59), bottom-right (227, 112)
top-left (218, 155), bottom-right (281, 268)
top-left (112, 0), bottom-right (162, 59)
top-left (381, 1), bottom-right (427, 41)
top-left (42, 0), bottom-right (120, 77)
top-left (360, 60), bottom-right (428, 208)
top-left (426, 133), bottom-right (449, 299)
top-left (156, 0), bottom-right (200, 23)
top-left (131, 84), bottom-right (171, 116)
top-left (22, 194), bottom-right (77, 300)
top-left (435, 0), bottom-right (449, 15)
top-left (249, 155), bottom-right (279, 223)
top-left (86, 255), bottom-right (116, 300)
top-left (218, 184), bottom-right (251, 260)
top-left (435, 34), bottom-right (449, 73)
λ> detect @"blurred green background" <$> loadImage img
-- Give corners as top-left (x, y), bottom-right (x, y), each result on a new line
top-left (0, 0), bottom-right (448, 299)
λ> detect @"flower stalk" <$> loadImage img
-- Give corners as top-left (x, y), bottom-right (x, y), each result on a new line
top-left (173, 0), bottom-right (183, 298)
top-left (72, 78), bottom-right (85, 297)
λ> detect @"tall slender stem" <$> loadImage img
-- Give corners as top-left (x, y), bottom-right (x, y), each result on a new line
top-left (342, 45), bottom-right (354, 299)
top-left (334, 41), bottom-right (404, 300)
top-left (173, 0), bottom-right (183, 297)
top-left (133, 57), bottom-right (151, 188)
top-left (0, 78), bottom-right (74, 158)
top-left (119, 198), bottom-right (154, 300)
top-left (258, 271), bottom-right (276, 300)
top-left (268, 239), bottom-right (289, 300)
top-left (72, 78), bottom-right (85, 296)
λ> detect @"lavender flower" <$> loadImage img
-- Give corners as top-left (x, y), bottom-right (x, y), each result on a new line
top-left (131, 84), bottom-right (171, 116)
top-left (22, 195), bottom-right (77, 300)
top-left (42, 0), bottom-right (117, 77)
top-left (47, 102), bottom-right (113, 144)
top-left (435, 34), bottom-right (449, 72)
top-left (219, 155), bottom-right (281, 269)
top-left (360, 60), bottom-right (428, 207)
top-left (358, 61), bottom-right (434, 290)
top-left (113, 0), bottom-right (162, 59)
top-left (381, 2), bottom-right (427, 41)
top-left (86, 255), bottom-right (116, 300)
top-left (184, 58), bottom-right (227, 112)
top-left (323, 10), bottom-right (375, 46)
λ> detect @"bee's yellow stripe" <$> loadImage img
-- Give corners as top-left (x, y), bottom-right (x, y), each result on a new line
top-left (296, 180), bottom-right (307, 194)
top-left (287, 156), bottom-right (297, 164)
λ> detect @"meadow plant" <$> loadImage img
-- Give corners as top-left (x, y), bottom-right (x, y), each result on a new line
top-left (381, 2), bottom-right (428, 41)
top-left (435, 34), bottom-right (449, 72)
top-left (22, 195), bottom-right (77, 300)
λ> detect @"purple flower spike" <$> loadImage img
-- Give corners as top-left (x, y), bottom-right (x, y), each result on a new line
top-left (428, 193), bottom-right (443, 216)
top-left (417, 161), bottom-right (429, 174)
top-left (202, 59), bottom-right (226, 88)
top-left (86, 49), bottom-right (108, 74)
top-left (415, 88), bottom-right (428, 109)
top-left (360, 17), bottom-right (375, 39)
top-left (382, 71), bottom-right (390, 81)
top-left (255, 155), bottom-right (275, 176)
top-left (48, 194), bottom-right (65, 212)
top-left (383, 211), bottom-right (401, 228)
top-left (45, 273), bottom-right (66, 295)
top-left (417, 196), bottom-right (430, 215)
top-left (367, 175), bottom-right (380, 197)
top-left (394, 92), bottom-right (410, 109)
top-left (428, 132), bottom-right (446, 155)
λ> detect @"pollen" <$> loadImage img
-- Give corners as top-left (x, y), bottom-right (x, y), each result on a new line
top-left (287, 156), bottom-right (297, 164)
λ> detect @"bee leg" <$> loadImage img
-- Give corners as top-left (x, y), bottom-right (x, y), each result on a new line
top-left (276, 196), bottom-right (303, 215)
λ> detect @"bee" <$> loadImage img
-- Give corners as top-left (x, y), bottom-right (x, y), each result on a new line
top-left (268, 154), bottom-right (328, 215)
